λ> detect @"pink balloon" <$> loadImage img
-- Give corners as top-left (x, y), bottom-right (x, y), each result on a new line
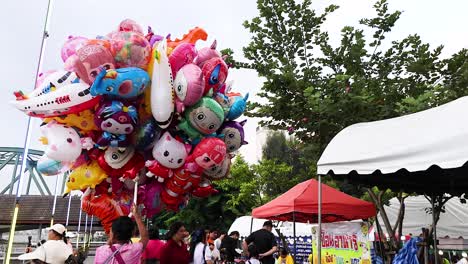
top-left (61, 35), bottom-right (88, 62)
top-left (108, 31), bottom-right (151, 69)
top-left (118, 19), bottom-right (144, 35)
top-left (35, 70), bottom-right (56, 89)
top-left (169, 43), bottom-right (197, 77)
top-left (140, 181), bottom-right (163, 218)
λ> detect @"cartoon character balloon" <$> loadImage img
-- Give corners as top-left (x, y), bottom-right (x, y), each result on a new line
top-left (161, 137), bottom-right (226, 209)
top-left (178, 97), bottom-right (225, 141)
top-left (94, 100), bottom-right (138, 149)
top-left (218, 120), bottom-right (248, 153)
top-left (194, 40), bottom-right (221, 68)
top-left (173, 64), bottom-right (205, 113)
top-left (168, 43), bottom-right (197, 77)
top-left (90, 67), bottom-right (150, 99)
top-left (146, 132), bottom-right (191, 182)
top-left (64, 161), bottom-right (108, 193)
top-left (203, 155), bottom-right (232, 180)
top-left (81, 189), bottom-right (130, 233)
top-left (226, 93), bottom-right (249, 121)
top-left (95, 146), bottom-right (145, 179)
top-left (201, 57), bottom-right (228, 95)
top-left (39, 121), bottom-right (93, 162)
top-left (61, 36), bottom-right (88, 62)
top-left (117, 19), bottom-right (144, 35)
top-left (150, 40), bottom-right (175, 129)
top-left (192, 178), bottom-right (218, 198)
top-left (44, 109), bottom-right (98, 132)
top-left (73, 43), bottom-right (115, 85)
top-left (166, 27), bottom-right (208, 51)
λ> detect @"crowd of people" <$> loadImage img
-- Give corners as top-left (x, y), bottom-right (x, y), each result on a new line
top-left (17, 207), bottom-right (300, 264)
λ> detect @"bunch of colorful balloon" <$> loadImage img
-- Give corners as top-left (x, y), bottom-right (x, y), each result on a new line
top-left (10, 19), bottom-right (249, 232)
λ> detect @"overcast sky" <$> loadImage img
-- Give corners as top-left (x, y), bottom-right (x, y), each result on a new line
top-left (0, 0), bottom-right (466, 195)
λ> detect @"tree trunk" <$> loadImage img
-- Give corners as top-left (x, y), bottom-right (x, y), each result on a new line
top-left (367, 188), bottom-right (398, 263)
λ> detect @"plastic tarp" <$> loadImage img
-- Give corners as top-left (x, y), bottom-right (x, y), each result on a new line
top-left (252, 179), bottom-right (376, 223)
top-left (317, 97), bottom-right (468, 194)
top-left (377, 196), bottom-right (468, 238)
top-left (392, 238), bottom-right (420, 264)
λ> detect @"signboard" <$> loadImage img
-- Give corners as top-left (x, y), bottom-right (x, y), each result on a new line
top-left (283, 236), bottom-right (312, 263)
top-left (312, 222), bottom-right (371, 264)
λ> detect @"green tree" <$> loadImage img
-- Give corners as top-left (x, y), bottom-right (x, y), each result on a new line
top-left (152, 155), bottom-right (260, 232)
top-left (224, 0), bottom-right (468, 259)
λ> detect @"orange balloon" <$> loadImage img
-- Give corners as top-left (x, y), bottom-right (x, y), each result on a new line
top-left (167, 27), bottom-right (208, 51)
top-left (81, 190), bottom-right (130, 233)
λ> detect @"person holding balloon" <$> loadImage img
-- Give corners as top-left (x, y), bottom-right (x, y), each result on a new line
top-left (94, 204), bottom-right (149, 264)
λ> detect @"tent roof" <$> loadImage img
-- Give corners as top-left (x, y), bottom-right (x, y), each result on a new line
top-left (317, 96), bottom-right (468, 194)
top-left (377, 196), bottom-right (468, 239)
top-left (228, 216), bottom-right (314, 238)
top-left (252, 179), bottom-right (376, 223)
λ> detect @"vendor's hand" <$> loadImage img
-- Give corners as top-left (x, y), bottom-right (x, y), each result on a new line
top-left (131, 203), bottom-right (142, 220)
top-left (258, 253), bottom-right (265, 259)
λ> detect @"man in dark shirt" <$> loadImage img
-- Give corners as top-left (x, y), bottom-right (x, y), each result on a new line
top-left (243, 221), bottom-right (278, 264)
top-left (220, 231), bottom-right (240, 261)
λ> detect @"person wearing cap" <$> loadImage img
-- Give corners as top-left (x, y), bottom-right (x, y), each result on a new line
top-left (18, 223), bottom-right (73, 264)
top-left (242, 221), bottom-right (278, 264)
top-left (94, 204), bottom-right (149, 264)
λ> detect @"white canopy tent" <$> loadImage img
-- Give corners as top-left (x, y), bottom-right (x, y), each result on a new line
top-left (377, 196), bottom-right (468, 239)
top-left (317, 97), bottom-right (468, 264)
top-left (318, 96), bottom-right (468, 176)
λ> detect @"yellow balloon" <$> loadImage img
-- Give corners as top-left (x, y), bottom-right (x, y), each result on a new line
top-left (146, 47), bottom-right (157, 76)
top-left (138, 88), bottom-right (152, 121)
top-left (44, 109), bottom-right (98, 132)
top-left (64, 161), bottom-right (108, 194)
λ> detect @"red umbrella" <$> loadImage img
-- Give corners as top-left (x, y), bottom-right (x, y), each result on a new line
top-left (252, 179), bottom-right (376, 223)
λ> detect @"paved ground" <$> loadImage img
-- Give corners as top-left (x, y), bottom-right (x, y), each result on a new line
top-left (84, 256), bottom-right (95, 263)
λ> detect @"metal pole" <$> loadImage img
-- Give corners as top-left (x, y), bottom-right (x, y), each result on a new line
top-left (89, 216), bottom-right (94, 245)
top-left (50, 173), bottom-right (60, 227)
top-left (8, 154), bottom-right (20, 195)
top-left (250, 216), bottom-right (254, 234)
top-left (433, 195), bottom-right (438, 264)
top-left (293, 212), bottom-right (297, 263)
top-left (317, 175), bottom-right (322, 264)
top-left (5, 0), bottom-right (53, 260)
top-left (83, 214), bottom-right (88, 248)
top-left (76, 208), bottom-right (82, 249)
top-left (65, 193), bottom-right (72, 227)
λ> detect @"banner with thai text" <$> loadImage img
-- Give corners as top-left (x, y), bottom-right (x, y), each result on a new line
top-left (312, 222), bottom-right (371, 264)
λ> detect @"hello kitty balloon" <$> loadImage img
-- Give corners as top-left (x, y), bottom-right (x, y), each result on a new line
top-left (39, 121), bottom-right (93, 162)
top-left (146, 132), bottom-right (191, 182)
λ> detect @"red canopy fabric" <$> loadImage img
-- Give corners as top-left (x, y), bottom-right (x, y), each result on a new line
top-left (252, 179), bottom-right (376, 223)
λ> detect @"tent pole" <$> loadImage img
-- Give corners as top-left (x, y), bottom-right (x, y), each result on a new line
top-left (293, 212), bottom-right (296, 263)
top-left (250, 216), bottom-right (253, 234)
top-left (318, 175), bottom-right (322, 264)
top-left (432, 195), bottom-right (438, 264)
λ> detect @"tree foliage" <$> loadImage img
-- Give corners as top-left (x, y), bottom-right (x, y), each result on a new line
top-left (227, 0), bottom-right (468, 154)
top-left (222, 0), bottom-right (468, 258)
